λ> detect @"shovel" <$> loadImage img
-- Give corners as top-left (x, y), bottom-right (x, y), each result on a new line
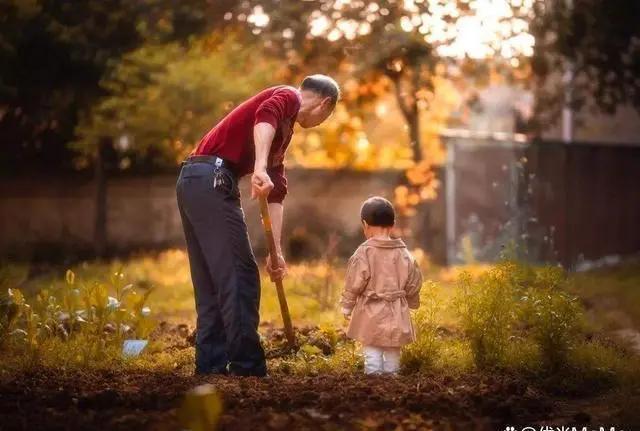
top-left (259, 197), bottom-right (296, 349)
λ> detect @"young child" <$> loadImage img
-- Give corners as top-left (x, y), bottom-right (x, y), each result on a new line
top-left (340, 196), bottom-right (423, 375)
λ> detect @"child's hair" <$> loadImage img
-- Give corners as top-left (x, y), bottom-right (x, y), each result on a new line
top-left (360, 196), bottom-right (395, 227)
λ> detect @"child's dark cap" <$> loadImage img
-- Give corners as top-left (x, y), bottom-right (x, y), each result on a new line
top-left (360, 196), bottom-right (395, 227)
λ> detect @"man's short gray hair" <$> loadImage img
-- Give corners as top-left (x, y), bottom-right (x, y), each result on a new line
top-left (300, 74), bottom-right (341, 106)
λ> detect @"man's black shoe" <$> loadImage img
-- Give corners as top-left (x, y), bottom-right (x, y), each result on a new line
top-left (228, 367), bottom-right (267, 377)
top-left (194, 367), bottom-right (229, 377)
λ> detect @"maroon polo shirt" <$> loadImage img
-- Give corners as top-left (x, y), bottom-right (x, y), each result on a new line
top-left (192, 85), bottom-right (302, 203)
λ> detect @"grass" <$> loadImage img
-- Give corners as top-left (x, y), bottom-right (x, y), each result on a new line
top-left (1, 249), bottom-right (639, 399)
top-left (568, 259), bottom-right (640, 330)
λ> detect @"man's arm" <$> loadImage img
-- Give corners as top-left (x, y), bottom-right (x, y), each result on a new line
top-left (252, 87), bottom-right (298, 199)
top-left (251, 123), bottom-right (286, 255)
top-left (251, 122), bottom-right (276, 199)
top-left (253, 122), bottom-right (287, 281)
top-left (253, 88), bottom-right (299, 281)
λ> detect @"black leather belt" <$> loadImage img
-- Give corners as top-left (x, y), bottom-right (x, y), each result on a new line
top-left (183, 155), bottom-right (236, 174)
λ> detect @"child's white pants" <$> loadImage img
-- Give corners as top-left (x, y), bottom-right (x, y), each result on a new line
top-left (363, 345), bottom-right (401, 374)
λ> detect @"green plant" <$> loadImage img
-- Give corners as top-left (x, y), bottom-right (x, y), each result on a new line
top-left (520, 266), bottom-right (585, 372)
top-left (453, 265), bottom-right (518, 369)
top-left (273, 330), bottom-right (361, 376)
top-left (453, 259), bottom-right (591, 373)
top-left (401, 280), bottom-right (442, 373)
top-left (0, 288), bottom-right (25, 348)
top-left (1, 268), bottom-right (156, 367)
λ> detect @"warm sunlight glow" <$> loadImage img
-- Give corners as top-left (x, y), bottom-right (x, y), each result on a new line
top-left (422, 0), bottom-right (535, 59)
top-left (248, 0), bottom-right (535, 60)
top-left (247, 5), bottom-right (270, 28)
top-left (310, 12), bottom-right (331, 36)
top-left (375, 103), bottom-right (388, 117)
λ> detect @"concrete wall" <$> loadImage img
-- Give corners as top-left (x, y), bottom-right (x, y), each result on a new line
top-left (0, 169), bottom-right (404, 260)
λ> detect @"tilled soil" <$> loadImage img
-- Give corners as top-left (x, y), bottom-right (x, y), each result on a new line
top-left (0, 371), bottom-right (552, 430)
top-left (1, 367), bottom-right (632, 431)
top-left (1, 325), bottom-right (635, 431)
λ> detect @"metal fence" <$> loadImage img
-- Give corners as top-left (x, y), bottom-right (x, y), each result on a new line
top-left (440, 132), bottom-right (640, 268)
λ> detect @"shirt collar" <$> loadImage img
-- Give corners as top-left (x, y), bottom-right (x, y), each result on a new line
top-left (363, 237), bottom-right (407, 249)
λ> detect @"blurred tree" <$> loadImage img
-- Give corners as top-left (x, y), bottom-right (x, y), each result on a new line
top-left (236, 0), bottom-right (534, 163)
top-left (233, 0), bottom-right (534, 225)
top-left (74, 34), bottom-right (279, 170)
top-left (0, 0), bottom-right (138, 172)
top-left (531, 0), bottom-right (640, 123)
top-left (0, 0), bottom-right (237, 173)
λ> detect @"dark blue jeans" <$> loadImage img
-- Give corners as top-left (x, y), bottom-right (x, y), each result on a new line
top-left (176, 159), bottom-right (266, 376)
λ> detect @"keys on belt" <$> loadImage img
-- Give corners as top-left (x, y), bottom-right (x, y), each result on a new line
top-left (211, 157), bottom-right (232, 190)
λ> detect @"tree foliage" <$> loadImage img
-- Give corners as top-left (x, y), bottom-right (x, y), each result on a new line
top-left (0, 0), bottom-right (236, 172)
top-left (237, 0), bottom-right (534, 160)
top-left (74, 34), bottom-right (279, 169)
top-left (531, 0), bottom-right (640, 121)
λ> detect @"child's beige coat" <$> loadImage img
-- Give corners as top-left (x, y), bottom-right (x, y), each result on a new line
top-left (340, 237), bottom-right (423, 348)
